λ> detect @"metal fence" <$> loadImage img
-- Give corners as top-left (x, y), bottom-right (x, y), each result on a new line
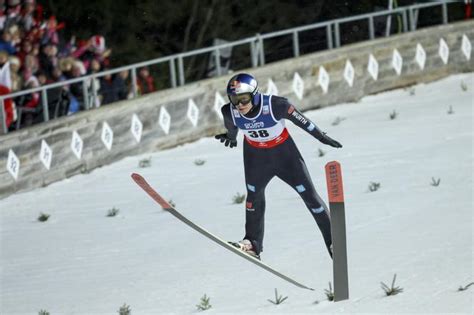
top-left (0, 1), bottom-right (465, 134)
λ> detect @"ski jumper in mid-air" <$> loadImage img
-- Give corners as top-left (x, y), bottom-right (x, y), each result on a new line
top-left (215, 73), bottom-right (342, 259)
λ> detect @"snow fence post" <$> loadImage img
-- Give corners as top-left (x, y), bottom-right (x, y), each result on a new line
top-left (325, 161), bottom-right (349, 301)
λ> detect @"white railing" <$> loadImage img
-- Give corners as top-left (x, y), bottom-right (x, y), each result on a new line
top-left (0, 1), bottom-right (464, 134)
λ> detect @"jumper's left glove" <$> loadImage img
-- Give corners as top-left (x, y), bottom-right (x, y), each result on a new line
top-left (319, 133), bottom-right (342, 148)
top-left (215, 133), bottom-right (237, 148)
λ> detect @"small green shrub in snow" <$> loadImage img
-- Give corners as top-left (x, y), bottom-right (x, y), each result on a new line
top-left (232, 193), bottom-right (246, 204)
top-left (381, 274), bottom-right (403, 296)
top-left (118, 303), bottom-right (131, 315)
top-left (107, 207), bottom-right (120, 217)
top-left (194, 159), bottom-right (206, 166)
top-left (458, 282), bottom-right (474, 291)
top-left (430, 177), bottom-right (441, 187)
top-left (324, 282), bottom-right (334, 301)
top-left (38, 310), bottom-right (50, 315)
top-left (331, 116), bottom-right (346, 126)
top-left (196, 294), bottom-right (212, 311)
top-left (138, 157), bottom-right (152, 168)
top-left (38, 213), bottom-right (50, 222)
top-left (368, 182), bottom-right (381, 192)
top-left (389, 110), bottom-right (398, 120)
top-left (268, 288), bottom-right (288, 305)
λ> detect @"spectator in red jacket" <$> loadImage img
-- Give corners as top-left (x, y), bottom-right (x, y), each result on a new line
top-left (0, 50), bottom-right (15, 129)
top-left (136, 66), bottom-right (156, 95)
top-left (465, 0), bottom-right (472, 19)
top-left (0, 84), bottom-right (15, 129)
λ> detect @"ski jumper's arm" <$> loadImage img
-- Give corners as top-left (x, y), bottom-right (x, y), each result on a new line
top-left (271, 96), bottom-right (342, 148)
top-left (220, 104), bottom-right (239, 140)
top-left (215, 104), bottom-right (239, 148)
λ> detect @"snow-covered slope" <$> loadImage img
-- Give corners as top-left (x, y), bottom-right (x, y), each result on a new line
top-left (1, 73), bottom-right (473, 314)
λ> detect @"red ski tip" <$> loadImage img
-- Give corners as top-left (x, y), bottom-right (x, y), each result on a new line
top-left (131, 173), bottom-right (141, 179)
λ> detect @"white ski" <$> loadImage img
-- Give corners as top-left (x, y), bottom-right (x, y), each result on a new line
top-left (131, 173), bottom-right (314, 291)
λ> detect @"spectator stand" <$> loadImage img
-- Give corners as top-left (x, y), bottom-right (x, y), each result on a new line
top-left (0, 0), bottom-right (118, 131)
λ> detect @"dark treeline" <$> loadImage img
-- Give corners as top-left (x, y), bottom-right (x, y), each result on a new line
top-left (42, 1), bottom-right (466, 83)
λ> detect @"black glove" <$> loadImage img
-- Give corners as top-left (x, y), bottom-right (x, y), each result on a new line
top-left (215, 133), bottom-right (237, 148)
top-left (319, 133), bottom-right (342, 148)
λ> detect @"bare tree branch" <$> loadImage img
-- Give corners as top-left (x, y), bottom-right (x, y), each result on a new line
top-left (182, 0), bottom-right (199, 52)
top-left (185, 0), bottom-right (217, 78)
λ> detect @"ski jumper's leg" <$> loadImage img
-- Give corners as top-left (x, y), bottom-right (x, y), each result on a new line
top-left (243, 142), bottom-right (274, 255)
top-left (275, 138), bottom-right (333, 257)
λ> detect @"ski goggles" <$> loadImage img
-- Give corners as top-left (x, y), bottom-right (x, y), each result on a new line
top-left (229, 93), bottom-right (252, 106)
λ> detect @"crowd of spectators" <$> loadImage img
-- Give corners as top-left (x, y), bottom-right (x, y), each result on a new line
top-left (0, 0), bottom-right (156, 131)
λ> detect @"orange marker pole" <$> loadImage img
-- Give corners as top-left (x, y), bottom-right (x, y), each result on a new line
top-left (325, 161), bottom-right (349, 301)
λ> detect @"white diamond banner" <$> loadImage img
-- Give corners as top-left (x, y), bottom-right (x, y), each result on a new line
top-left (439, 38), bottom-right (449, 65)
top-left (392, 49), bottom-right (403, 76)
top-left (368, 54), bottom-right (379, 81)
top-left (214, 92), bottom-right (226, 120)
top-left (6, 149), bottom-right (20, 180)
top-left (159, 106), bottom-right (171, 135)
top-left (462, 34), bottom-right (471, 61)
top-left (266, 79), bottom-right (279, 95)
top-left (71, 131), bottom-right (83, 160)
top-left (131, 114), bottom-right (143, 143)
top-left (39, 139), bottom-right (52, 170)
top-left (415, 43), bottom-right (426, 70)
top-left (292, 72), bottom-right (304, 100)
top-left (344, 59), bottom-right (355, 87)
top-left (101, 122), bottom-right (114, 151)
top-left (318, 66), bottom-right (330, 94)
top-left (187, 99), bottom-right (199, 127)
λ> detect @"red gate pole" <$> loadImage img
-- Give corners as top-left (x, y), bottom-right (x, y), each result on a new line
top-left (325, 161), bottom-right (349, 301)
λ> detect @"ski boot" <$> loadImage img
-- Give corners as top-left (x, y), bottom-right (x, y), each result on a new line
top-left (229, 239), bottom-right (260, 260)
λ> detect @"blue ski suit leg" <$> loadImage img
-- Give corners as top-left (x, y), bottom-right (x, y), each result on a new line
top-left (242, 137), bottom-right (332, 256)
